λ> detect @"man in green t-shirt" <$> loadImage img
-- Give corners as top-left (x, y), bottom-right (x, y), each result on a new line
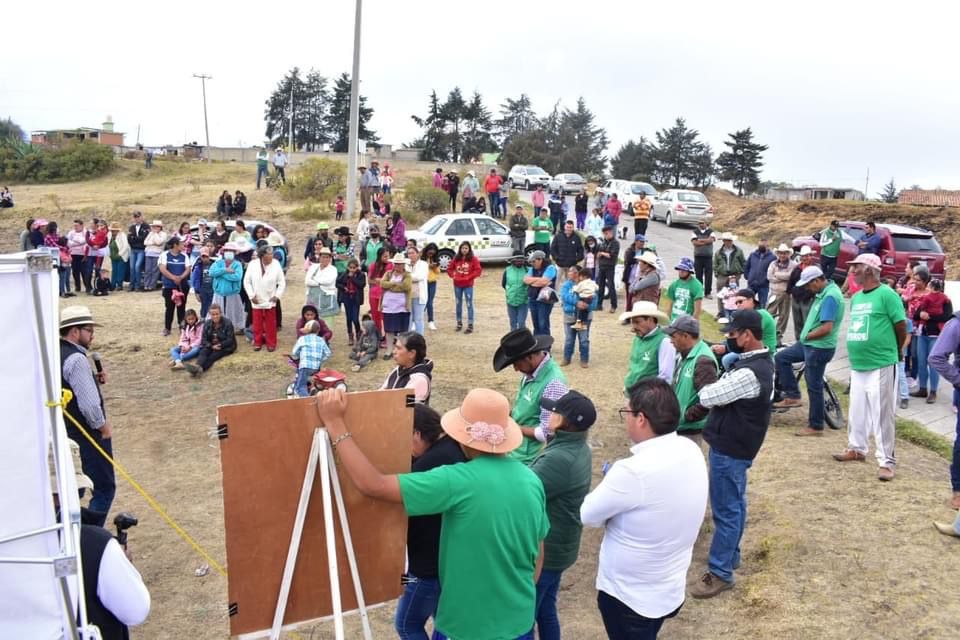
top-left (666, 257), bottom-right (705, 321)
top-left (772, 267), bottom-right (845, 435)
top-left (710, 288), bottom-right (777, 367)
top-left (531, 209), bottom-right (554, 258)
top-left (818, 220), bottom-right (842, 282)
top-left (314, 387), bottom-right (549, 640)
top-left (832, 254), bottom-right (907, 481)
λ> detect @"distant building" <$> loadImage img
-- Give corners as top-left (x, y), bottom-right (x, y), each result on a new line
top-left (765, 186), bottom-right (865, 202)
top-left (31, 116), bottom-right (124, 147)
top-left (898, 189), bottom-right (960, 207)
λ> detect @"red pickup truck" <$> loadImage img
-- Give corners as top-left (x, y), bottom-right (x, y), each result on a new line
top-left (792, 221), bottom-right (946, 283)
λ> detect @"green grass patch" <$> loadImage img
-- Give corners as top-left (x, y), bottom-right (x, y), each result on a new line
top-left (897, 417), bottom-right (953, 459)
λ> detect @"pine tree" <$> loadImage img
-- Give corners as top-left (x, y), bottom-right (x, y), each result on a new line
top-left (410, 90), bottom-right (448, 161)
top-left (878, 178), bottom-right (899, 203)
top-left (299, 70), bottom-right (329, 152)
top-left (494, 94), bottom-right (539, 148)
top-left (324, 73), bottom-right (377, 153)
top-left (0, 117), bottom-right (25, 141)
top-left (440, 88), bottom-right (467, 162)
top-left (687, 143), bottom-right (715, 189)
top-left (714, 128), bottom-right (768, 196)
top-left (461, 91), bottom-right (495, 163)
top-left (556, 98), bottom-right (609, 179)
top-left (652, 118), bottom-right (705, 188)
top-left (611, 138), bottom-right (657, 182)
top-left (264, 68), bottom-right (306, 149)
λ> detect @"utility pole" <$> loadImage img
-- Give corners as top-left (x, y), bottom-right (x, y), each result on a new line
top-left (346, 0), bottom-right (363, 218)
top-left (193, 73), bottom-right (212, 163)
top-left (864, 167), bottom-right (870, 201)
top-left (288, 83), bottom-right (294, 152)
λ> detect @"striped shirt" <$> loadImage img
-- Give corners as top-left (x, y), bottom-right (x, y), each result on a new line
top-left (62, 344), bottom-right (106, 429)
top-left (698, 348), bottom-right (767, 408)
top-left (521, 353), bottom-right (569, 441)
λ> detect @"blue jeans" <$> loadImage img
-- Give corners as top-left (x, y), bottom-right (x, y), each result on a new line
top-left (58, 267), bottom-right (71, 295)
top-left (256, 165), bottom-right (269, 189)
top-left (411, 301), bottom-right (426, 334)
top-left (755, 285), bottom-right (770, 308)
top-left (897, 361), bottom-right (909, 400)
top-left (775, 342), bottom-right (835, 429)
top-left (294, 368), bottom-right (318, 397)
top-left (129, 249), bottom-right (145, 290)
top-left (530, 301), bottom-right (554, 337)
top-left (907, 339), bottom-right (919, 379)
top-left (563, 318), bottom-right (591, 363)
top-left (426, 281), bottom-right (437, 322)
top-left (507, 303), bottom-right (529, 331)
top-left (454, 286), bottom-right (474, 324)
top-left (110, 258), bottom-right (127, 290)
top-left (916, 334), bottom-right (940, 391)
top-left (488, 193), bottom-right (500, 217)
top-left (66, 423), bottom-right (115, 526)
top-left (708, 448), bottom-right (753, 583)
top-left (952, 409), bottom-right (960, 492)
top-left (170, 345), bottom-right (201, 362)
top-left (535, 569), bottom-right (563, 640)
top-left (597, 590), bottom-right (680, 640)
top-left (395, 574), bottom-right (440, 640)
top-left (198, 290), bottom-right (214, 319)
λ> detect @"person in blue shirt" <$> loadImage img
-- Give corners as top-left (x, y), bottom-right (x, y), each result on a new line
top-left (158, 238), bottom-right (193, 336)
top-left (560, 265), bottom-right (600, 367)
top-left (290, 320), bottom-right (332, 397)
top-left (857, 221), bottom-right (883, 255)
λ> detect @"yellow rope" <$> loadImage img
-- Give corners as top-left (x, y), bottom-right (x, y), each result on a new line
top-left (49, 390), bottom-right (228, 578)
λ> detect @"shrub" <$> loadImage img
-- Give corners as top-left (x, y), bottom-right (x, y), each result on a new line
top-left (289, 200), bottom-right (333, 222)
top-left (400, 176), bottom-right (448, 216)
top-left (280, 157), bottom-right (346, 206)
top-left (0, 141), bottom-right (115, 183)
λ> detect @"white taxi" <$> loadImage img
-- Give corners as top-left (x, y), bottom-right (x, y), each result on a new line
top-left (406, 213), bottom-right (536, 270)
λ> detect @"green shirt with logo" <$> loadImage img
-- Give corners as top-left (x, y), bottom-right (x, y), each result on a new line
top-left (820, 227), bottom-right (842, 258)
top-left (624, 326), bottom-right (669, 391)
top-left (846, 284), bottom-right (906, 371)
top-left (532, 218), bottom-right (554, 244)
top-left (800, 282), bottom-right (845, 349)
top-left (758, 308), bottom-right (778, 353)
top-left (511, 357), bottom-right (567, 464)
top-left (503, 264), bottom-right (529, 307)
top-left (673, 339), bottom-right (718, 432)
top-left (666, 277), bottom-right (705, 321)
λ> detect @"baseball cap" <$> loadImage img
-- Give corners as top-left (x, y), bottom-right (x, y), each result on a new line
top-left (316, 222), bottom-right (330, 231)
top-left (736, 288), bottom-right (757, 301)
top-left (634, 234), bottom-right (647, 242)
top-left (663, 314), bottom-right (700, 337)
top-left (540, 390), bottom-right (597, 430)
top-left (723, 309), bottom-right (763, 335)
top-left (797, 266), bottom-right (824, 287)
top-left (848, 253), bottom-right (881, 269)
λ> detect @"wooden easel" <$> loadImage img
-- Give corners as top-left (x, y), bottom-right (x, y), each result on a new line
top-left (270, 428), bottom-right (372, 640)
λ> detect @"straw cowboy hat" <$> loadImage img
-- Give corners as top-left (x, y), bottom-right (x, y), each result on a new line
top-left (50, 439), bottom-right (93, 494)
top-left (60, 305), bottom-right (102, 330)
top-left (151, 220), bottom-right (164, 227)
top-left (440, 388), bottom-right (522, 454)
top-left (775, 243), bottom-right (792, 253)
top-left (618, 301), bottom-right (669, 323)
top-left (493, 328), bottom-right (554, 372)
top-left (798, 245), bottom-right (814, 256)
top-left (636, 251), bottom-right (658, 267)
top-left (266, 231), bottom-right (285, 247)
top-left (317, 247), bottom-right (333, 256)
top-left (108, 223), bottom-right (122, 232)
top-left (390, 255), bottom-right (410, 266)
top-left (719, 232), bottom-right (737, 241)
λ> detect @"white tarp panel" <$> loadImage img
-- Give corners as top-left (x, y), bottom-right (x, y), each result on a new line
top-left (0, 255), bottom-right (80, 639)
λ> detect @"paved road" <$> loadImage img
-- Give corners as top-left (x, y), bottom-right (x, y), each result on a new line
top-left (515, 189), bottom-right (957, 442)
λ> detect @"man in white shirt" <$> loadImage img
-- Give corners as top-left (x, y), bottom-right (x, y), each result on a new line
top-left (581, 377), bottom-right (708, 639)
top-left (272, 148), bottom-right (288, 184)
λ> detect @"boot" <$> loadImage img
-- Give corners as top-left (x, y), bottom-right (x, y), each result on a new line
top-left (465, 324), bottom-right (474, 334)
top-left (910, 388), bottom-right (928, 398)
top-left (348, 333), bottom-right (355, 347)
top-left (926, 391), bottom-right (937, 404)
top-left (456, 321), bottom-right (463, 332)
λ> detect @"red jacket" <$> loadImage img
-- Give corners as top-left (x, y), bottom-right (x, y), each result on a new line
top-left (447, 255), bottom-right (482, 288)
top-left (484, 175), bottom-right (502, 194)
top-left (604, 198), bottom-right (622, 221)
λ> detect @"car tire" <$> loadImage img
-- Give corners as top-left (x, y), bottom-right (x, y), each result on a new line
top-left (508, 179), bottom-right (514, 189)
top-left (437, 249), bottom-right (455, 272)
top-left (665, 212), bottom-right (674, 227)
top-left (524, 180), bottom-right (530, 190)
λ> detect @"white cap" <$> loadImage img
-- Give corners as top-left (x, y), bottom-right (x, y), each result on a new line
top-left (797, 266), bottom-right (824, 287)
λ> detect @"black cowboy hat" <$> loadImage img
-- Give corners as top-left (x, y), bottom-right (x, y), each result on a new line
top-left (493, 329), bottom-right (554, 372)
top-left (335, 226), bottom-right (353, 236)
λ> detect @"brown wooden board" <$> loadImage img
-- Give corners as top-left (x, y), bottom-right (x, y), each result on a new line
top-left (218, 389), bottom-right (413, 637)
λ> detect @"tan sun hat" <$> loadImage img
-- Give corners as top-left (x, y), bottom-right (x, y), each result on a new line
top-left (267, 231), bottom-right (284, 247)
top-left (50, 439), bottom-right (94, 494)
top-left (798, 245), bottom-right (814, 256)
top-left (775, 243), bottom-right (791, 253)
top-left (719, 232), bottom-right (736, 241)
top-left (636, 251), bottom-right (658, 267)
top-left (151, 220), bottom-right (163, 227)
top-left (619, 301), bottom-right (669, 323)
top-left (60, 305), bottom-right (103, 330)
top-left (440, 388), bottom-right (522, 454)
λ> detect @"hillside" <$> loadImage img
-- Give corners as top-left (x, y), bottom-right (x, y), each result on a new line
top-left (706, 188), bottom-right (958, 277)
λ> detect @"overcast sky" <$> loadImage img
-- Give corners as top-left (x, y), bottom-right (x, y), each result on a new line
top-left (3, 0), bottom-right (958, 191)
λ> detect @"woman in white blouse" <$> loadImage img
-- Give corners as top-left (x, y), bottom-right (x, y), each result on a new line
top-left (406, 245), bottom-right (429, 334)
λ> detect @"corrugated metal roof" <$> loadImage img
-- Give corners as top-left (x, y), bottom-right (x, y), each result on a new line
top-left (898, 189), bottom-right (960, 207)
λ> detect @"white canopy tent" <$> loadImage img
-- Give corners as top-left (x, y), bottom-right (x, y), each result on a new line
top-left (0, 252), bottom-right (98, 639)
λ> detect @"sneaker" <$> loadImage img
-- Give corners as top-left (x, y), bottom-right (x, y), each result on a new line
top-left (162, 328), bottom-right (171, 337)
top-left (899, 398), bottom-right (909, 409)
top-left (351, 364), bottom-right (361, 372)
top-left (773, 398), bottom-right (803, 409)
top-left (933, 521), bottom-right (960, 538)
top-left (832, 449), bottom-right (866, 462)
top-left (172, 361), bottom-right (185, 370)
top-left (690, 572), bottom-right (733, 599)
top-left (252, 345), bottom-right (262, 352)
top-left (910, 388), bottom-right (928, 399)
top-left (926, 391), bottom-right (938, 404)
top-left (168, 359), bottom-right (177, 368)
top-left (877, 466), bottom-right (895, 481)
top-left (580, 361), bottom-right (589, 368)
top-left (465, 325), bottom-right (473, 334)
top-left (455, 323), bottom-right (463, 332)
top-left (428, 321), bottom-right (437, 331)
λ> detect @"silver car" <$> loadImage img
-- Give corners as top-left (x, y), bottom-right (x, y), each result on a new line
top-left (507, 165), bottom-right (552, 190)
top-left (547, 173), bottom-right (587, 194)
top-left (650, 189), bottom-right (715, 227)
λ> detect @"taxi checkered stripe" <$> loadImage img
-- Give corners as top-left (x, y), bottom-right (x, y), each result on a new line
top-left (435, 238), bottom-right (493, 250)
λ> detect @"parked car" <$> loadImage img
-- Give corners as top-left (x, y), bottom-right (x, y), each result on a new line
top-left (507, 165), bottom-right (552, 190)
top-left (406, 213), bottom-right (536, 270)
top-left (792, 221), bottom-right (946, 283)
top-left (547, 173), bottom-right (588, 194)
top-left (595, 179), bottom-right (658, 209)
top-left (650, 189), bottom-right (715, 227)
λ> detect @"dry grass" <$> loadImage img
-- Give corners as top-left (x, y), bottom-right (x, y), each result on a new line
top-left (5, 169), bottom-right (960, 639)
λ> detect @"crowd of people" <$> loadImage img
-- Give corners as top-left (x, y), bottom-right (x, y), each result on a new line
top-left (48, 166), bottom-right (960, 639)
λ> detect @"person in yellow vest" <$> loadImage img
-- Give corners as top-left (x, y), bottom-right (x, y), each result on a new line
top-left (663, 315), bottom-right (719, 448)
top-left (632, 192), bottom-right (652, 237)
top-left (494, 328), bottom-right (569, 464)
top-left (620, 301), bottom-right (676, 393)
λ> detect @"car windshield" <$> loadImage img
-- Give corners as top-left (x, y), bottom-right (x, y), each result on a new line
top-left (527, 167), bottom-right (548, 175)
top-left (676, 192), bottom-right (707, 203)
top-left (892, 235), bottom-right (941, 253)
top-left (842, 227), bottom-right (865, 242)
top-left (421, 217), bottom-right (447, 235)
top-left (630, 184), bottom-right (655, 195)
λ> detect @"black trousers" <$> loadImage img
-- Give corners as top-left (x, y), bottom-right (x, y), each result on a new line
top-left (694, 256), bottom-right (714, 295)
top-left (72, 257), bottom-right (92, 292)
top-left (449, 191), bottom-right (457, 211)
top-left (198, 346), bottom-right (234, 371)
top-left (597, 266), bottom-right (618, 310)
top-left (634, 217), bottom-right (648, 237)
top-left (162, 282), bottom-right (191, 331)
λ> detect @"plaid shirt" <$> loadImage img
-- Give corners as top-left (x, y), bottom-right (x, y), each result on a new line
top-left (291, 334), bottom-right (331, 371)
top-left (698, 348), bottom-right (768, 408)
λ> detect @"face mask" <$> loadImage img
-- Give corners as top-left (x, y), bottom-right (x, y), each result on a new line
top-left (726, 336), bottom-right (744, 354)
top-left (224, 251), bottom-right (235, 261)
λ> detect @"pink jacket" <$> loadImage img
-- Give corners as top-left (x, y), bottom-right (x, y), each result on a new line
top-left (532, 190), bottom-right (545, 208)
top-left (432, 173), bottom-right (444, 188)
top-left (178, 322), bottom-right (203, 350)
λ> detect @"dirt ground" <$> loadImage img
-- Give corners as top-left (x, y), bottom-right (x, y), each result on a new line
top-left (5, 164), bottom-right (960, 639)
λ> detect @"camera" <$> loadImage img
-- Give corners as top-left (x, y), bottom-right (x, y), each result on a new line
top-left (113, 512), bottom-right (138, 548)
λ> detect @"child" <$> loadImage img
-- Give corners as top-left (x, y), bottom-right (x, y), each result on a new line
top-left (349, 315), bottom-right (380, 372)
top-left (169, 309), bottom-right (203, 369)
top-left (336, 258), bottom-right (367, 345)
top-left (57, 237), bottom-right (74, 298)
top-left (897, 318), bottom-right (913, 409)
top-left (585, 208), bottom-right (604, 240)
top-left (290, 320), bottom-right (332, 398)
top-left (571, 270), bottom-right (599, 331)
top-left (296, 304), bottom-right (334, 343)
top-left (717, 275), bottom-right (740, 320)
top-left (583, 236), bottom-right (598, 279)
top-left (92, 260), bottom-right (111, 297)
top-left (335, 194), bottom-right (345, 221)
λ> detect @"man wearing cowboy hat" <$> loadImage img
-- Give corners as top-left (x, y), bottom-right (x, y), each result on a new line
top-left (60, 306), bottom-right (116, 526)
top-left (786, 245), bottom-right (818, 342)
top-left (621, 301), bottom-right (676, 392)
top-left (767, 244), bottom-right (796, 343)
top-left (712, 232), bottom-right (745, 317)
top-left (315, 387), bottom-right (549, 640)
top-left (664, 315), bottom-right (718, 446)
top-left (494, 328), bottom-right (569, 464)
top-left (666, 257), bottom-right (704, 321)
top-left (626, 251), bottom-right (661, 308)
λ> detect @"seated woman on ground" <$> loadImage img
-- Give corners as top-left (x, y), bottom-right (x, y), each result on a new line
top-left (169, 308), bottom-right (203, 369)
top-left (349, 315), bottom-right (380, 372)
top-left (234, 190), bottom-right (247, 215)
